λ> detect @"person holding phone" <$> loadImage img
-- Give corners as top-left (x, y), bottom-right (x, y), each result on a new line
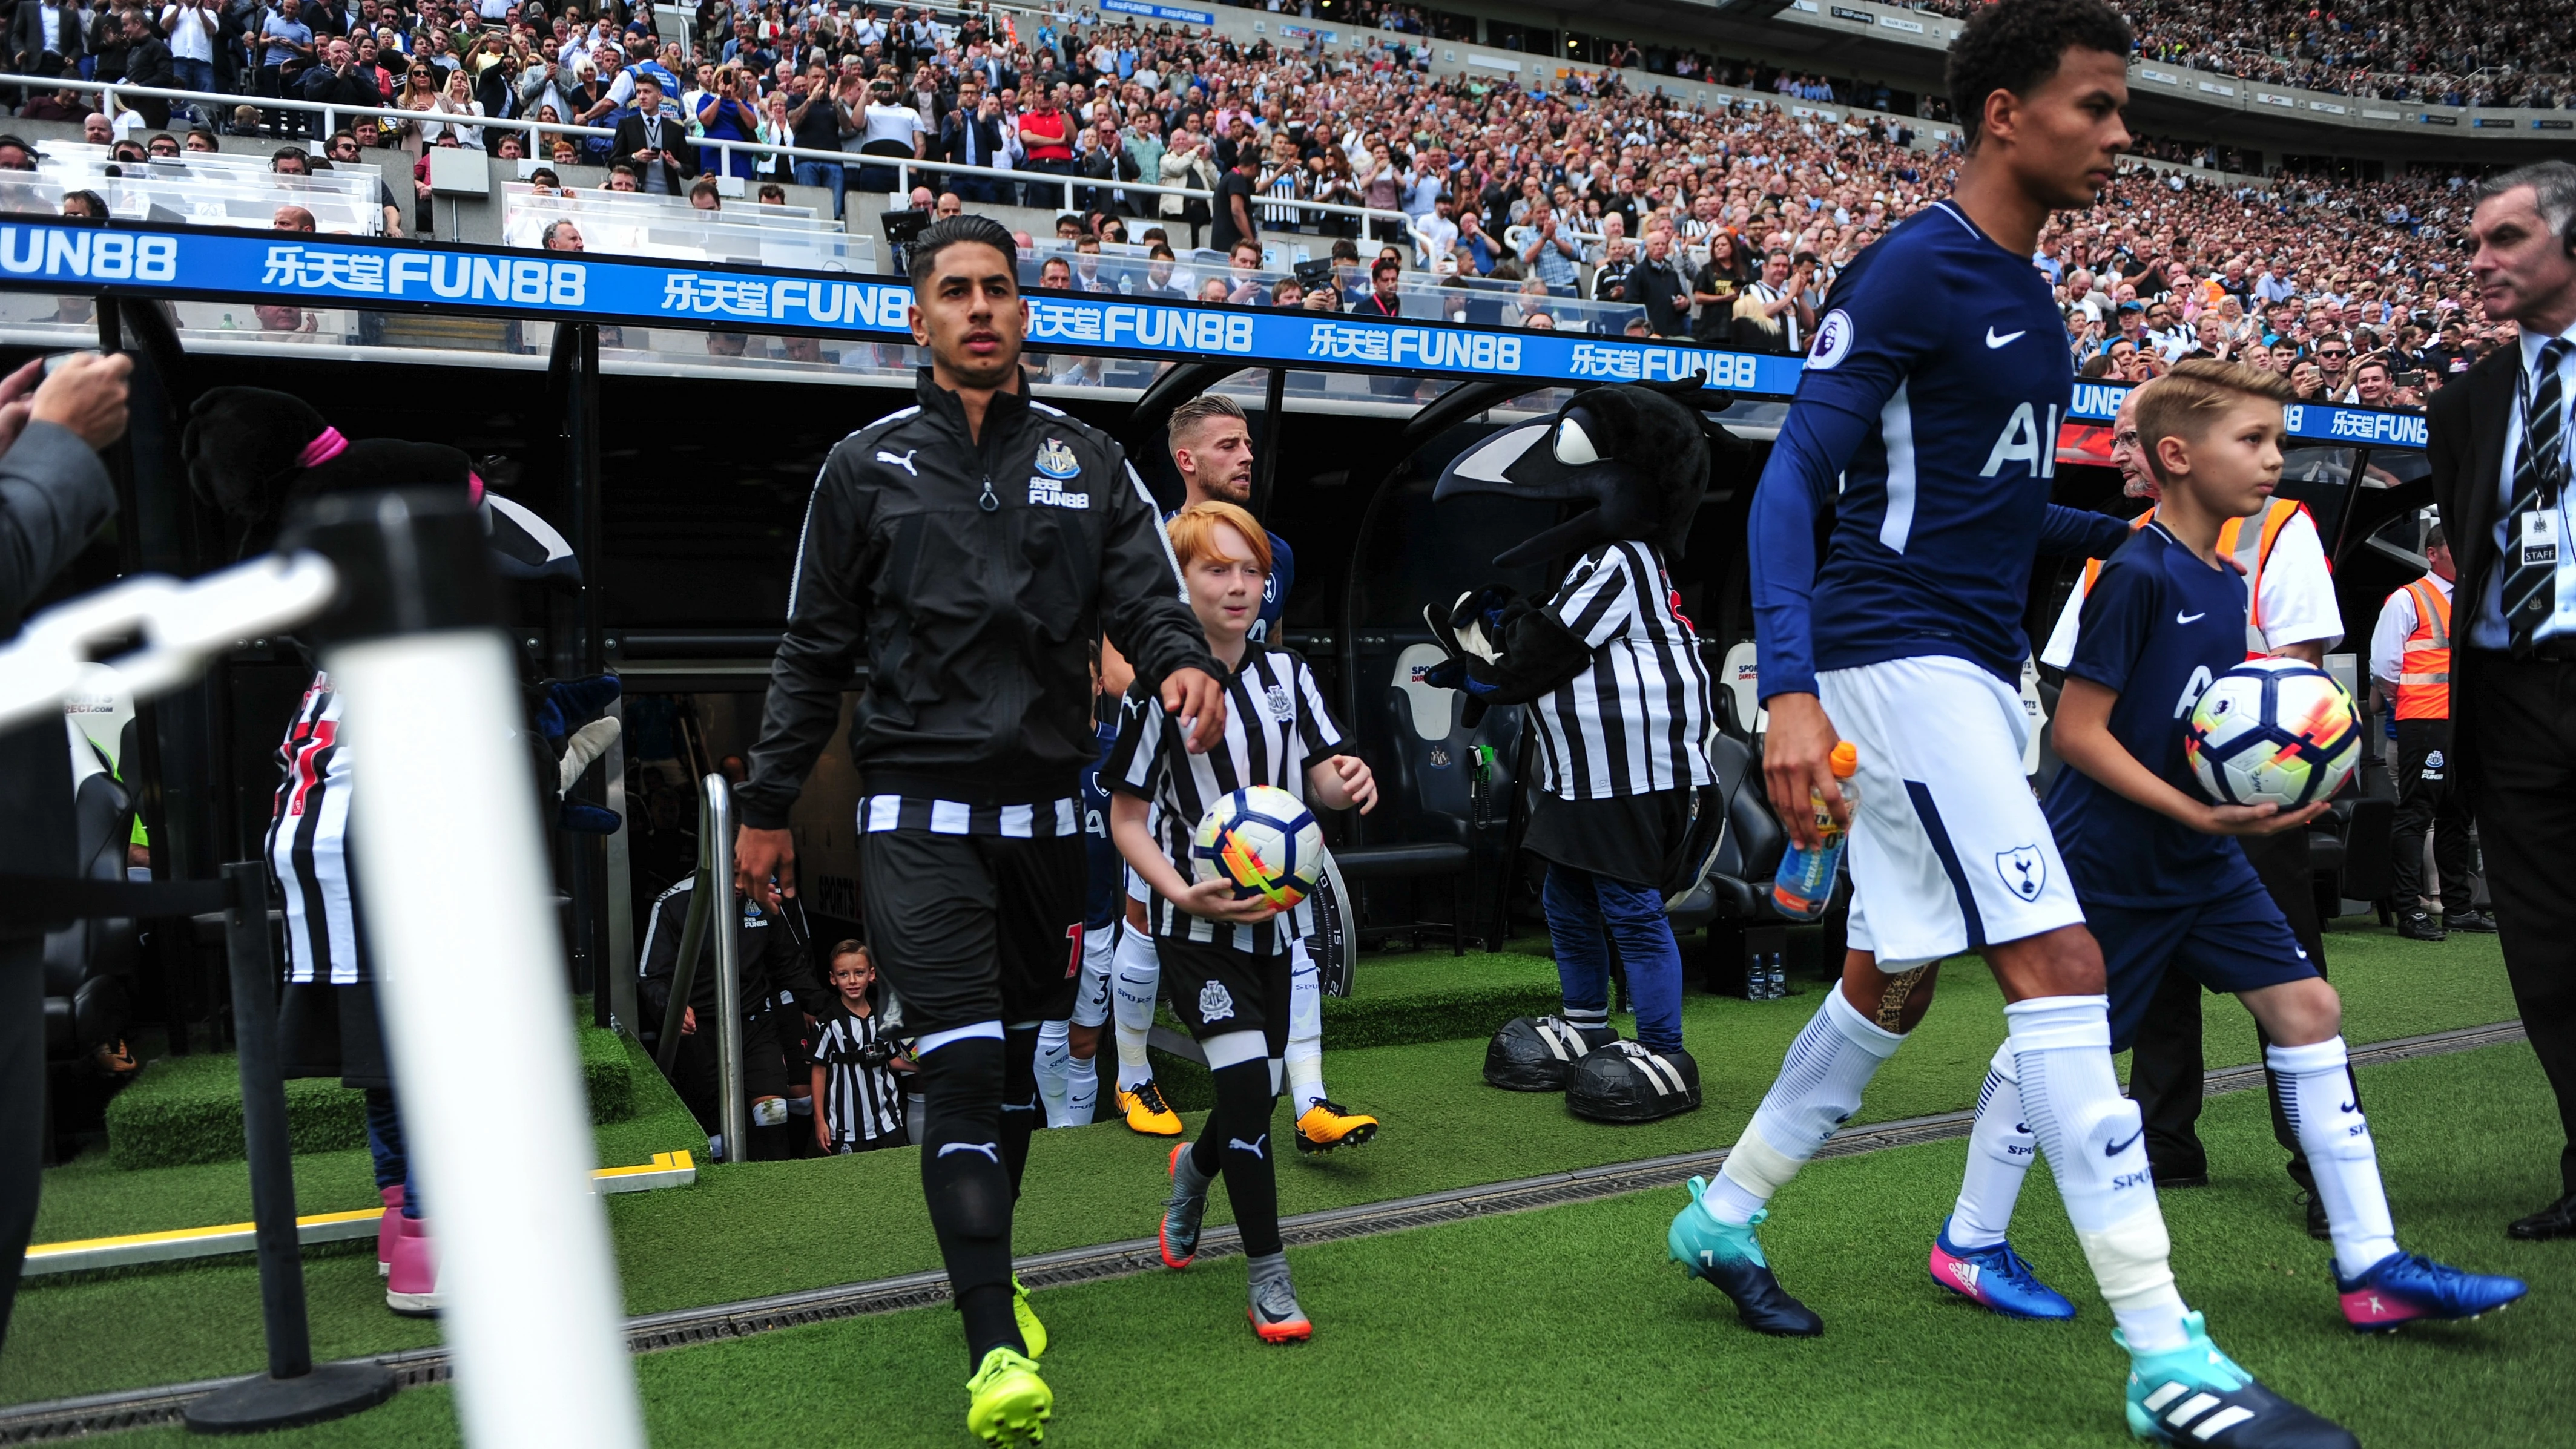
top-left (611, 71), bottom-right (693, 193)
top-left (694, 61), bottom-right (759, 179)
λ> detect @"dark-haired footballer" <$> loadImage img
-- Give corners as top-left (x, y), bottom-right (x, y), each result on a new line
top-left (733, 214), bottom-right (1229, 1446)
top-left (1668, 3), bottom-right (2358, 1444)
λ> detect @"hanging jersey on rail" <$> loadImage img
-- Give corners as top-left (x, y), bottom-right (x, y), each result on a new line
top-left (266, 669), bottom-right (367, 985)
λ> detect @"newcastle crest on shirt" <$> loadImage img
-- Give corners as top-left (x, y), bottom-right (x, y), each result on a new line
top-left (1264, 683), bottom-right (1295, 720)
top-left (1028, 437), bottom-right (1089, 508)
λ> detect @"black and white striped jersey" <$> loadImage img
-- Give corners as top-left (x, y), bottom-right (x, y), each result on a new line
top-left (1530, 542), bottom-right (1717, 802)
top-left (265, 670), bottom-right (365, 985)
top-left (1103, 645), bottom-right (1345, 954)
top-left (812, 1006), bottom-right (906, 1147)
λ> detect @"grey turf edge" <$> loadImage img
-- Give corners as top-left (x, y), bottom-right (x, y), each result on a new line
top-left (0, 1020), bottom-right (2526, 1442)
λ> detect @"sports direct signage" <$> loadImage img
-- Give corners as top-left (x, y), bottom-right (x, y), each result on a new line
top-left (1098, 0), bottom-right (1216, 22)
top-left (0, 221), bottom-right (2428, 450)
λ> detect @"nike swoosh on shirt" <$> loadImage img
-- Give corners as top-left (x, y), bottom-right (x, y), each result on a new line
top-left (1985, 327), bottom-right (2025, 348)
top-left (2178, 611), bottom-right (2207, 624)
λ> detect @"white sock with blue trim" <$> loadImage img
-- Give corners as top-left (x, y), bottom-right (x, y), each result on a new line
top-left (1702, 987), bottom-right (1905, 1226)
top-left (2008, 995), bottom-right (2189, 1355)
top-left (1947, 1042), bottom-right (2035, 1251)
top-left (1033, 1019), bottom-right (1073, 1128)
top-left (2268, 1036), bottom-right (2397, 1278)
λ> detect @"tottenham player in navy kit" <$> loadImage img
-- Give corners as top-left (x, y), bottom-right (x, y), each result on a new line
top-left (1926, 361), bottom-right (2525, 1352)
top-left (1665, 5), bottom-right (2359, 1444)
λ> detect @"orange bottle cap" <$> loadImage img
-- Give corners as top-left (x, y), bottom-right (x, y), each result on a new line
top-left (1828, 741), bottom-right (1859, 777)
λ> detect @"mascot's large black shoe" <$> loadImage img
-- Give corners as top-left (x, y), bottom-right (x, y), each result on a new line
top-left (1484, 1016), bottom-right (1616, 1091)
top-left (1567, 1041), bottom-right (1701, 1122)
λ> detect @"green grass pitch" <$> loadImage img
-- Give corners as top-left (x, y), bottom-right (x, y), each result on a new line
top-left (2, 924), bottom-right (2560, 1445)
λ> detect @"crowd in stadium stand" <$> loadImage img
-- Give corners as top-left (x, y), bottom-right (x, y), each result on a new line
top-left (0, 0), bottom-right (2523, 399)
top-left (1894, 0), bottom-right (2575, 110)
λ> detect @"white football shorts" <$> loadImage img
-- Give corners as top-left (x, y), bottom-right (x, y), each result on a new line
top-left (1070, 919), bottom-right (1117, 1028)
top-left (1817, 654), bottom-right (2083, 968)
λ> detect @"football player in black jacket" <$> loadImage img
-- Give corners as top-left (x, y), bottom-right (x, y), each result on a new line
top-left (733, 215), bottom-right (1227, 1447)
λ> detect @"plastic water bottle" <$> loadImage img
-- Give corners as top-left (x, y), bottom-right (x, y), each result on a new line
top-left (1765, 954), bottom-right (1787, 1000)
top-left (1771, 741), bottom-right (1859, 921)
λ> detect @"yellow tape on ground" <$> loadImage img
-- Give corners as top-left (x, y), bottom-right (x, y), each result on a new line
top-left (22, 1151), bottom-right (699, 1276)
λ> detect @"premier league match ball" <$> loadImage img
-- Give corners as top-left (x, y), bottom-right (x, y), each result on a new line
top-left (2183, 658), bottom-right (2364, 810)
top-left (1191, 785), bottom-right (1326, 909)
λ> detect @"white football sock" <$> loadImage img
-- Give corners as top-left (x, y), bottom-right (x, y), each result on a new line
top-left (2007, 995), bottom-right (2189, 1355)
top-left (1286, 938), bottom-right (1326, 1115)
top-left (1947, 1042), bottom-right (2036, 1251)
top-left (2267, 1036), bottom-right (2397, 1278)
top-left (1064, 1046), bottom-right (1101, 1127)
top-left (1703, 987), bottom-right (1905, 1227)
top-left (1033, 1019), bottom-right (1073, 1128)
top-left (1112, 925), bottom-right (1161, 1092)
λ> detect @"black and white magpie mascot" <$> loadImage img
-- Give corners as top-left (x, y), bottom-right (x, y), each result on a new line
top-left (1423, 378), bottom-right (1743, 1122)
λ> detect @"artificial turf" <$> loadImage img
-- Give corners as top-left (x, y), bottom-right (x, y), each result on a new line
top-left (84, 1028), bottom-right (2571, 1447)
top-left (0, 924), bottom-right (2529, 1411)
top-left (96, 1025), bottom-right (644, 1171)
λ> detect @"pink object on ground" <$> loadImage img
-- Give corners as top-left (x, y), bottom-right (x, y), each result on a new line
top-left (386, 1212), bottom-right (440, 1317)
top-left (376, 1184), bottom-right (404, 1278)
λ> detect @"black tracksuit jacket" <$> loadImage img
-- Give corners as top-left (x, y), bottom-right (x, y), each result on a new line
top-left (739, 370), bottom-right (1220, 827)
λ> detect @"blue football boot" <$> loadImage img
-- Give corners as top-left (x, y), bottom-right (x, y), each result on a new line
top-left (1927, 1215), bottom-right (2077, 1320)
top-left (2336, 1250), bottom-right (2526, 1332)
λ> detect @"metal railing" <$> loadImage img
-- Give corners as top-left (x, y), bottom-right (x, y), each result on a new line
top-left (13, 73), bottom-right (1414, 234)
top-left (653, 772), bottom-right (747, 1163)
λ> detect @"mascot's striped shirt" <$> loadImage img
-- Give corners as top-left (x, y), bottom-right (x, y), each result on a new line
top-left (1529, 540), bottom-right (1717, 802)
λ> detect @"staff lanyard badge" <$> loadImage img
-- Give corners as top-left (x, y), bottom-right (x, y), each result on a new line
top-left (2522, 507), bottom-right (2561, 570)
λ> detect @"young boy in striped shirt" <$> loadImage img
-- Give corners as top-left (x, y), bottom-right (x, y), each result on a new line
top-left (1104, 501), bottom-right (1379, 1344)
top-left (811, 941), bottom-right (914, 1154)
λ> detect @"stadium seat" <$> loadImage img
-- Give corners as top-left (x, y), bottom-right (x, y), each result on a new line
top-left (1335, 669), bottom-right (1477, 954)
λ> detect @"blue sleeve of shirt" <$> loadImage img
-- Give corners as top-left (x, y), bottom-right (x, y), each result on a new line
top-left (1746, 252), bottom-right (1944, 700)
top-left (2066, 554), bottom-right (2159, 697)
top-left (1748, 401), bottom-right (1871, 700)
top-left (1263, 530), bottom-right (1295, 629)
top-left (2041, 505), bottom-right (2131, 559)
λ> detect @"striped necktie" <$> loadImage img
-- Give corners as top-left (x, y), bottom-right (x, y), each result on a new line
top-left (2504, 338), bottom-right (2572, 656)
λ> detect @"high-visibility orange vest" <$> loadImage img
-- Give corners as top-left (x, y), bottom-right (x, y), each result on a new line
top-left (2080, 498), bottom-right (2307, 657)
top-left (2393, 576), bottom-right (2451, 721)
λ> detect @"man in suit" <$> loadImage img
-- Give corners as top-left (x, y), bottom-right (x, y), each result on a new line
top-left (10, 0), bottom-right (87, 77)
top-left (2428, 159), bottom-right (2576, 1240)
top-left (610, 74), bottom-right (694, 196)
top-left (938, 84), bottom-right (1005, 204)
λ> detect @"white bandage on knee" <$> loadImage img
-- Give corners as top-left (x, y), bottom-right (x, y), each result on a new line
top-left (1111, 927), bottom-right (1161, 1091)
top-left (2268, 1036), bottom-right (2397, 1277)
top-left (1201, 1030), bottom-right (1268, 1071)
top-left (1034, 1019), bottom-right (1073, 1128)
top-left (1286, 938), bottom-right (1326, 1114)
top-left (2075, 1213), bottom-right (2178, 1312)
top-left (1704, 989), bottom-right (1905, 1226)
top-left (1948, 1041), bottom-right (2035, 1251)
top-left (2008, 995), bottom-right (2188, 1353)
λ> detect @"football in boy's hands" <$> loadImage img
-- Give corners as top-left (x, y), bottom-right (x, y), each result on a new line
top-left (1191, 785), bottom-right (1325, 910)
top-left (2183, 658), bottom-right (2362, 809)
